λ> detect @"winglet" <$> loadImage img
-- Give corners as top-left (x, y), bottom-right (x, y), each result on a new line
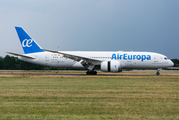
top-left (15, 27), bottom-right (44, 54)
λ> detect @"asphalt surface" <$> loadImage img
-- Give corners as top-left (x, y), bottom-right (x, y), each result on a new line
top-left (0, 73), bottom-right (179, 77)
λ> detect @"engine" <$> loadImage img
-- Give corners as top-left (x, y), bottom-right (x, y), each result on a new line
top-left (100, 61), bottom-right (122, 72)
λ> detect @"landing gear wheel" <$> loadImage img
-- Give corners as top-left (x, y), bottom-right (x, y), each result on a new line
top-left (156, 72), bottom-right (160, 75)
top-left (156, 68), bottom-right (161, 76)
top-left (86, 71), bottom-right (97, 75)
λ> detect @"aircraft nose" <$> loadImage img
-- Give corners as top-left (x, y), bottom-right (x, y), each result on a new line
top-left (170, 60), bottom-right (174, 66)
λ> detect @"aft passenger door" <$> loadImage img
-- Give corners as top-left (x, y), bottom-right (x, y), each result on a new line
top-left (45, 53), bottom-right (50, 65)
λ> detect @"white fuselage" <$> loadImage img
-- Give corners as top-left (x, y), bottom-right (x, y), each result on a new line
top-left (18, 51), bottom-right (174, 70)
top-left (10, 27), bottom-right (174, 74)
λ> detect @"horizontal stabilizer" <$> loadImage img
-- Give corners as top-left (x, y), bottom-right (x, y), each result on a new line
top-left (6, 52), bottom-right (36, 59)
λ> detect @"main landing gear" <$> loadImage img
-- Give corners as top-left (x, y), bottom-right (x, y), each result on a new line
top-left (156, 68), bottom-right (161, 75)
top-left (86, 71), bottom-right (97, 75)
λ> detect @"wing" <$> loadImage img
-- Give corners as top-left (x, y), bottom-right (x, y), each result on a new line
top-left (7, 52), bottom-right (36, 59)
top-left (42, 49), bottom-right (102, 70)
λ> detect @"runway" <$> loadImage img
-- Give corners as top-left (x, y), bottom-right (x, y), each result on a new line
top-left (0, 72), bottom-right (179, 77)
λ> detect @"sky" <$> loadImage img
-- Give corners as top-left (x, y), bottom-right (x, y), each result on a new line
top-left (0, 0), bottom-right (179, 59)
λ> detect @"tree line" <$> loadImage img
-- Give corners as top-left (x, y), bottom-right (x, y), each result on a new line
top-left (171, 59), bottom-right (179, 67)
top-left (0, 55), bottom-right (54, 70)
top-left (0, 55), bottom-right (179, 70)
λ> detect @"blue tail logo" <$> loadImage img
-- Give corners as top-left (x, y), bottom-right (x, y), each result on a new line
top-left (22, 39), bottom-right (33, 47)
top-left (15, 27), bottom-right (44, 54)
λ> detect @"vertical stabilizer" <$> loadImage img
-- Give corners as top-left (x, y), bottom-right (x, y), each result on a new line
top-left (15, 27), bottom-right (44, 54)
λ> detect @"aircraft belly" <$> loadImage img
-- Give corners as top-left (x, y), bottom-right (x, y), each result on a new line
top-left (72, 62), bottom-right (84, 68)
top-left (56, 59), bottom-right (75, 68)
top-left (123, 60), bottom-right (165, 69)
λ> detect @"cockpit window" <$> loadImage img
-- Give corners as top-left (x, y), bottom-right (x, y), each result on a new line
top-left (164, 57), bottom-right (168, 60)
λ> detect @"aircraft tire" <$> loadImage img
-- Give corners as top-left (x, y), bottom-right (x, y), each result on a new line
top-left (86, 71), bottom-right (97, 75)
top-left (156, 72), bottom-right (160, 75)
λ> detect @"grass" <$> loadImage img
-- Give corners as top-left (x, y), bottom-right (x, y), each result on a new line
top-left (0, 75), bottom-right (179, 119)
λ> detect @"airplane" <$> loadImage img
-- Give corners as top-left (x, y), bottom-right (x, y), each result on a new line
top-left (7, 27), bottom-right (174, 75)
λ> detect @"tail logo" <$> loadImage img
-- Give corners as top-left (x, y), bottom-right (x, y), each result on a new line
top-left (22, 39), bottom-right (33, 47)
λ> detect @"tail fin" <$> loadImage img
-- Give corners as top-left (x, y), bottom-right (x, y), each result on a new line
top-left (15, 27), bottom-right (44, 54)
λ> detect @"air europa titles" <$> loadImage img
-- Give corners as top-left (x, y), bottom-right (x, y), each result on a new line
top-left (111, 53), bottom-right (151, 61)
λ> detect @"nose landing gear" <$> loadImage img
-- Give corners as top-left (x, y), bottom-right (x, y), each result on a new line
top-left (156, 71), bottom-right (160, 75)
top-left (156, 68), bottom-right (161, 75)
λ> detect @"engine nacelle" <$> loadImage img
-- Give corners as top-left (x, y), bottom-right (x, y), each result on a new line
top-left (100, 61), bottom-right (122, 72)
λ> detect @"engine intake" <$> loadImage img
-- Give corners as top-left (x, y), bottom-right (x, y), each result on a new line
top-left (101, 61), bottom-right (122, 72)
